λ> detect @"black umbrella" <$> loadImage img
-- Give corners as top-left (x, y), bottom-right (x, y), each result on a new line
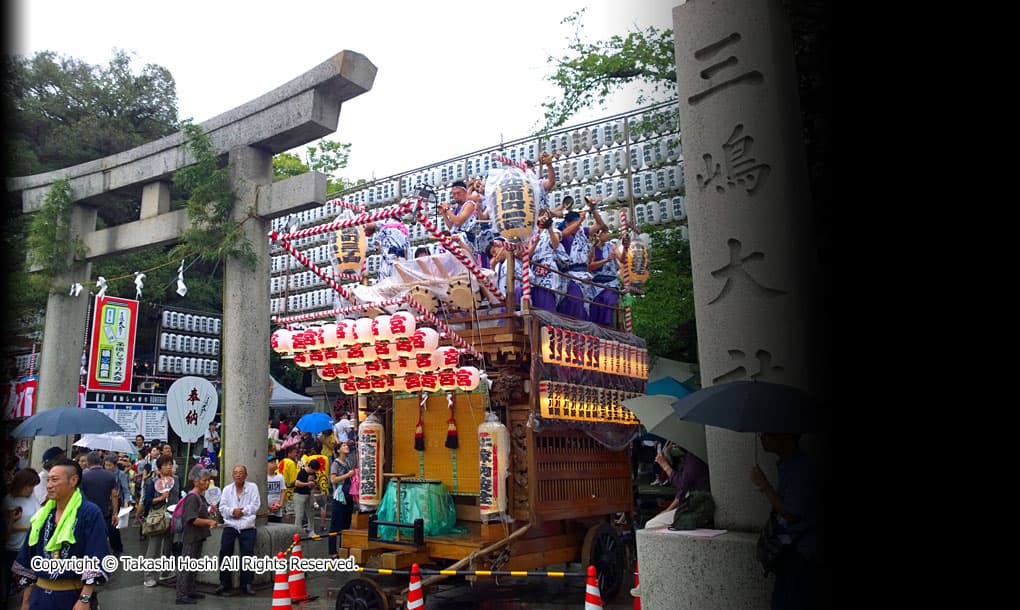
top-left (671, 380), bottom-right (821, 433)
top-left (10, 406), bottom-right (125, 437)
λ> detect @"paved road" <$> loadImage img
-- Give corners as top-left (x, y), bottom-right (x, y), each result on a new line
top-left (5, 524), bottom-right (638, 610)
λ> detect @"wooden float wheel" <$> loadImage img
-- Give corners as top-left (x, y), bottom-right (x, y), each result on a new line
top-left (581, 522), bottom-right (626, 601)
top-left (336, 576), bottom-right (390, 610)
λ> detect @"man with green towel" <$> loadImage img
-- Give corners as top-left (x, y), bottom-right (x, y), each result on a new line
top-left (12, 458), bottom-right (112, 609)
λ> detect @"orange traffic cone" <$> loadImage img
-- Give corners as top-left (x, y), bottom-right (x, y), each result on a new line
top-left (585, 564), bottom-right (603, 610)
top-left (631, 560), bottom-right (641, 609)
top-left (272, 552), bottom-right (292, 610)
top-left (406, 562), bottom-right (424, 610)
top-left (288, 533), bottom-right (312, 604)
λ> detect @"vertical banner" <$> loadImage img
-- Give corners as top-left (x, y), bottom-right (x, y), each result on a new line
top-left (87, 296), bottom-right (138, 393)
top-left (2, 376), bottom-right (38, 420)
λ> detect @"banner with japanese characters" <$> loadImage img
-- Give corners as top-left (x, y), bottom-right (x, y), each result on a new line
top-left (86, 296), bottom-right (139, 393)
top-left (166, 376), bottom-right (218, 443)
top-left (85, 391), bottom-right (168, 440)
top-left (1, 376), bottom-right (37, 420)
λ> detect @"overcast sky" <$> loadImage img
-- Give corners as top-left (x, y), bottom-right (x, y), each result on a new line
top-left (9, 0), bottom-right (677, 182)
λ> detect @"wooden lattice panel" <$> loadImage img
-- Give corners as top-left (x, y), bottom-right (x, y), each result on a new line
top-left (392, 391), bottom-right (488, 494)
top-left (530, 431), bottom-right (632, 522)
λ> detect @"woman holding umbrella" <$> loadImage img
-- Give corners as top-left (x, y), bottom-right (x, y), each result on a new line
top-left (751, 433), bottom-right (819, 610)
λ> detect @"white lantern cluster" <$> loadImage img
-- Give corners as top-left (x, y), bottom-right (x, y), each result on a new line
top-left (271, 313), bottom-right (481, 395)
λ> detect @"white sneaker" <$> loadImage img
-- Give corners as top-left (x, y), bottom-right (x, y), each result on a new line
top-left (144, 577), bottom-right (157, 588)
top-left (649, 480), bottom-right (662, 486)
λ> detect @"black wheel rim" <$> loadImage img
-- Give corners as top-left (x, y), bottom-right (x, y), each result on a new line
top-left (337, 579), bottom-right (387, 610)
top-left (592, 529), bottom-right (624, 598)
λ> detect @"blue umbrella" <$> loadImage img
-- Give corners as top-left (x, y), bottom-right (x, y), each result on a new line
top-left (295, 412), bottom-right (333, 434)
top-left (11, 406), bottom-right (125, 437)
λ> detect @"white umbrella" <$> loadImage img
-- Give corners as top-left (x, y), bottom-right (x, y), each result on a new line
top-left (621, 394), bottom-right (707, 461)
top-left (74, 433), bottom-right (137, 456)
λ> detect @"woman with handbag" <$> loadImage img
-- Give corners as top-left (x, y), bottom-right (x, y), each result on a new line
top-left (142, 455), bottom-right (176, 587)
top-left (327, 440), bottom-right (357, 560)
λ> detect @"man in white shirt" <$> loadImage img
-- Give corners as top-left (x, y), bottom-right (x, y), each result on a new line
top-left (215, 465), bottom-right (260, 597)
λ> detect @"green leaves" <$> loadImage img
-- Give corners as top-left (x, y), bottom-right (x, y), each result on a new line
top-left (169, 123), bottom-right (257, 269)
top-left (540, 10), bottom-right (677, 131)
top-left (26, 178), bottom-right (86, 284)
top-left (631, 226), bottom-right (697, 362)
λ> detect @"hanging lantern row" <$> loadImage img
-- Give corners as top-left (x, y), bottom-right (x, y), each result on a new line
top-left (271, 312), bottom-right (418, 352)
top-left (337, 366), bottom-right (481, 395)
top-left (305, 344), bottom-right (463, 378)
top-left (538, 326), bottom-right (648, 380)
top-left (537, 380), bottom-right (641, 424)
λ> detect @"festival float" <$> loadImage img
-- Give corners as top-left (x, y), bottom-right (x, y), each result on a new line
top-left (268, 156), bottom-right (649, 608)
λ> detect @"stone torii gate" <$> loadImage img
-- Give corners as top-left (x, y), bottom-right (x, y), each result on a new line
top-left (7, 51), bottom-right (376, 509)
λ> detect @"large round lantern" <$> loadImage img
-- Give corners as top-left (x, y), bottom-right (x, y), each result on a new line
top-left (493, 167), bottom-right (537, 242)
top-left (438, 370), bottom-right (458, 392)
top-left (358, 414), bottom-right (385, 511)
top-left (271, 329), bottom-right (293, 354)
top-left (317, 365), bottom-right (337, 381)
top-left (625, 238), bottom-right (651, 285)
top-left (324, 348), bottom-right (342, 365)
top-left (302, 327), bottom-right (322, 351)
top-left (340, 379), bottom-right (358, 395)
top-left (389, 311), bottom-right (416, 339)
top-left (395, 337), bottom-right (415, 357)
top-left (293, 352), bottom-right (313, 368)
top-left (356, 379), bottom-right (373, 395)
top-left (395, 356), bottom-right (418, 376)
top-left (349, 364), bottom-right (367, 379)
top-left (374, 342), bottom-right (396, 361)
top-left (391, 376), bottom-right (407, 393)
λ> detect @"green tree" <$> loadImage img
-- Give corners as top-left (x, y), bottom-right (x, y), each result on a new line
top-left (630, 226), bottom-right (697, 362)
top-left (273, 140), bottom-right (354, 194)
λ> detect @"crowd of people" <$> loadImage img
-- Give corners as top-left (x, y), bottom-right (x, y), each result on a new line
top-left (1, 412), bottom-right (361, 606)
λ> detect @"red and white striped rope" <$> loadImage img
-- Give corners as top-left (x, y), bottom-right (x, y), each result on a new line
top-left (325, 198), bottom-right (367, 214)
top-left (506, 232), bottom-right (540, 307)
top-left (271, 297), bottom-right (406, 324)
top-left (490, 154), bottom-right (528, 171)
top-left (270, 198), bottom-right (419, 241)
top-left (414, 212), bottom-right (505, 302)
top-left (273, 238), bottom-right (358, 303)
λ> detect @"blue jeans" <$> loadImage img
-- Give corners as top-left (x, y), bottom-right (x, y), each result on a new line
top-left (218, 527), bottom-right (256, 588)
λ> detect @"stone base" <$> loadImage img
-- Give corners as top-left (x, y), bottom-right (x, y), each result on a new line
top-left (635, 528), bottom-right (771, 609)
top-left (195, 522), bottom-right (330, 587)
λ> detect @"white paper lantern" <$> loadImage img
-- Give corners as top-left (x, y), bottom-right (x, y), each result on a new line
top-left (395, 356), bottom-right (418, 376)
top-left (308, 351), bottom-right (326, 368)
top-left (438, 370), bottom-right (458, 391)
top-left (337, 319), bottom-right (356, 347)
top-left (374, 342), bottom-right (397, 361)
top-left (431, 346), bottom-right (461, 371)
top-left (391, 376), bottom-right (407, 393)
top-left (455, 366), bottom-right (481, 391)
top-left (302, 327), bottom-right (322, 351)
top-left (349, 364), bottom-right (367, 379)
top-left (293, 352), bottom-right (313, 368)
top-left (270, 329), bottom-right (293, 353)
top-left (395, 337), bottom-right (415, 357)
top-left (333, 362), bottom-right (352, 377)
top-left (345, 345), bottom-right (368, 364)
top-left (389, 311), bottom-right (416, 339)
top-left (355, 317), bottom-right (375, 345)
top-left (324, 348), bottom-right (342, 365)
top-left (317, 365), bottom-right (337, 381)
top-left (291, 331), bottom-right (308, 353)
top-left (370, 376), bottom-right (392, 393)
top-left (361, 346), bottom-right (377, 365)
top-left (371, 315), bottom-right (393, 343)
top-left (356, 379), bottom-right (373, 394)
top-left (412, 327), bottom-right (441, 354)
top-left (320, 323), bottom-right (340, 349)
top-left (340, 378), bottom-right (358, 395)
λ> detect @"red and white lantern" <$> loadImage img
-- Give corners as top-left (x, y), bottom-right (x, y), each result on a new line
top-left (355, 317), bottom-right (375, 345)
top-left (431, 346), bottom-right (461, 371)
top-left (337, 319), bottom-right (356, 347)
top-left (340, 378), bottom-right (358, 395)
top-left (455, 366), bottom-right (481, 391)
top-left (293, 352), bottom-right (313, 368)
top-left (320, 323), bottom-right (340, 349)
top-left (371, 315), bottom-right (393, 343)
top-left (389, 311), bottom-right (416, 339)
top-left (439, 370), bottom-right (458, 392)
top-left (412, 327), bottom-right (440, 354)
top-left (271, 329), bottom-right (293, 353)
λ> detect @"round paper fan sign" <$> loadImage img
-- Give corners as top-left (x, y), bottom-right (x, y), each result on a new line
top-left (154, 476), bottom-right (175, 493)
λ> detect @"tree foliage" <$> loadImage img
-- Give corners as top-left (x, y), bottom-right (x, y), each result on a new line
top-left (273, 140), bottom-right (353, 194)
top-left (541, 9), bottom-right (677, 131)
top-left (630, 226), bottom-right (697, 362)
top-left (4, 49), bottom-right (179, 176)
top-left (169, 123), bottom-right (257, 269)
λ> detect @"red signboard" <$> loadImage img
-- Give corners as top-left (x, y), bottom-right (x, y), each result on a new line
top-left (87, 296), bottom-right (138, 393)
